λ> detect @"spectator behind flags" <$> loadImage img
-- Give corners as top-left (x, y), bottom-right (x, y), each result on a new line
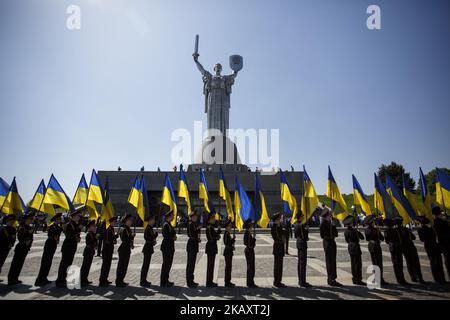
top-left (279, 170), bottom-right (298, 221)
top-left (86, 170), bottom-right (104, 221)
top-left (0, 177), bottom-right (10, 209)
top-left (254, 173), bottom-right (269, 228)
top-left (29, 179), bottom-right (55, 217)
top-left (326, 166), bottom-right (348, 221)
top-left (0, 177), bottom-right (26, 215)
top-left (41, 174), bottom-right (74, 213)
top-left (436, 168), bottom-right (450, 212)
top-left (352, 174), bottom-right (371, 216)
top-left (374, 173), bottom-right (394, 219)
top-left (178, 164), bottom-right (192, 213)
top-left (101, 177), bottom-right (115, 228)
top-left (234, 177), bottom-right (254, 231)
top-left (299, 166), bottom-right (319, 224)
top-left (219, 167), bottom-right (234, 222)
top-left (385, 174), bottom-right (416, 225)
top-left (419, 168), bottom-right (434, 224)
top-left (161, 174), bottom-right (177, 227)
top-left (199, 169), bottom-right (217, 219)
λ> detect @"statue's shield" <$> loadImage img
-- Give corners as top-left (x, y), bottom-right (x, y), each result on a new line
top-left (229, 55), bottom-right (243, 72)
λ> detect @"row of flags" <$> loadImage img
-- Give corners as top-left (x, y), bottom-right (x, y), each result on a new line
top-left (1, 167), bottom-right (450, 228)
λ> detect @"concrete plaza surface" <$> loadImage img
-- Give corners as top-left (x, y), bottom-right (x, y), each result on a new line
top-left (0, 230), bottom-right (449, 300)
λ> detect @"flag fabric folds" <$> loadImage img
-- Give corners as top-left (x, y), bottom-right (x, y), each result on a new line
top-left (101, 177), bottom-right (115, 227)
top-left (386, 174), bottom-right (416, 225)
top-left (374, 173), bottom-right (393, 219)
top-left (234, 177), bottom-right (255, 232)
top-left (326, 167), bottom-right (348, 221)
top-left (419, 168), bottom-right (433, 224)
top-left (280, 170), bottom-right (298, 219)
top-left (161, 174), bottom-right (178, 227)
top-left (29, 179), bottom-right (55, 216)
top-left (1, 177), bottom-right (26, 215)
top-left (199, 169), bottom-right (216, 215)
top-left (436, 168), bottom-right (450, 211)
top-left (73, 174), bottom-right (89, 205)
top-left (299, 166), bottom-right (319, 224)
top-left (87, 169), bottom-right (104, 205)
top-left (219, 167), bottom-right (234, 222)
top-left (254, 173), bottom-right (269, 228)
top-left (42, 174), bottom-right (74, 212)
top-left (352, 174), bottom-right (372, 216)
top-left (0, 177), bottom-right (10, 209)
top-left (402, 174), bottom-right (420, 218)
top-left (178, 164), bottom-right (192, 213)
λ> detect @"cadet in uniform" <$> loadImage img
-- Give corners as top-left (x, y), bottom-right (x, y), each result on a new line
top-left (243, 219), bottom-right (257, 288)
top-left (271, 212), bottom-right (286, 288)
top-left (35, 212), bottom-right (63, 286)
top-left (223, 218), bottom-right (235, 287)
top-left (417, 216), bottom-right (446, 283)
top-left (205, 212), bottom-right (221, 287)
top-left (343, 215), bottom-right (365, 285)
top-left (141, 215), bottom-right (157, 287)
top-left (8, 212), bottom-right (34, 285)
top-left (294, 212), bottom-right (311, 288)
top-left (80, 219), bottom-right (97, 287)
top-left (283, 217), bottom-right (292, 255)
top-left (116, 214), bottom-right (134, 287)
top-left (0, 215), bottom-right (17, 282)
top-left (186, 210), bottom-right (200, 288)
top-left (364, 215), bottom-right (388, 285)
top-left (160, 209), bottom-right (177, 287)
top-left (55, 210), bottom-right (81, 288)
top-left (384, 218), bottom-right (408, 285)
top-left (96, 219), bottom-right (105, 257)
top-left (432, 206), bottom-right (450, 280)
top-left (99, 216), bottom-right (118, 287)
top-left (320, 208), bottom-right (341, 286)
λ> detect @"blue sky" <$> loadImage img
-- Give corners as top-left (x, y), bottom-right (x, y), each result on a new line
top-left (1, 0), bottom-right (449, 201)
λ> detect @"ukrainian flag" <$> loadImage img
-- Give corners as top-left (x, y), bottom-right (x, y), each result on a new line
top-left (326, 166), bottom-right (348, 221)
top-left (161, 174), bottom-right (177, 227)
top-left (234, 177), bottom-right (255, 232)
top-left (199, 169), bottom-right (216, 215)
top-left (0, 177), bottom-right (10, 209)
top-left (101, 177), bottom-right (115, 227)
top-left (386, 174), bottom-right (416, 225)
top-left (178, 164), bottom-right (192, 213)
top-left (299, 166), bottom-right (319, 224)
top-left (42, 174), bottom-right (74, 212)
top-left (352, 174), bottom-right (372, 216)
top-left (219, 167), bottom-right (234, 222)
top-left (254, 173), bottom-right (269, 228)
top-left (29, 179), bottom-right (55, 216)
top-left (128, 175), bottom-right (141, 212)
top-left (87, 169), bottom-right (104, 205)
top-left (419, 168), bottom-right (433, 223)
top-left (403, 174), bottom-right (420, 218)
top-left (73, 174), bottom-right (88, 205)
top-left (1, 177), bottom-right (26, 215)
top-left (436, 168), bottom-right (450, 211)
top-left (280, 170), bottom-right (298, 219)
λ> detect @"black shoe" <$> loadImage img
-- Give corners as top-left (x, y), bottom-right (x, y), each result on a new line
top-left (187, 282), bottom-right (198, 288)
top-left (8, 280), bottom-right (22, 286)
top-left (80, 282), bottom-right (90, 287)
top-left (247, 283), bottom-right (258, 288)
top-left (34, 279), bottom-right (47, 287)
top-left (116, 282), bottom-right (127, 288)
top-left (161, 282), bottom-right (174, 287)
top-left (99, 282), bottom-right (109, 287)
top-left (411, 278), bottom-right (418, 283)
top-left (206, 282), bottom-right (218, 287)
top-left (274, 282), bottom-right (287, 288)
top-left (55, 282), bottom-right (67, 288)
top-left (299, 282), bottom-right (312, 288)
top-left (140, 280), bottom-right (152, 287)
top-left (398, 280), bottom-right (410, 286)
top-left (225, 282), bottom-right (235, 288)
top-left (355, 281), bottom-right (366, 286)
top-left (329, 281), bottom-right (343, 287)
top-left (381, 279), bottom-right (389, 285)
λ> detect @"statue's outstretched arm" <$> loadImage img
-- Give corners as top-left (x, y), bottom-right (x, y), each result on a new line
top-left (194, 57), bottom-right (208, 76)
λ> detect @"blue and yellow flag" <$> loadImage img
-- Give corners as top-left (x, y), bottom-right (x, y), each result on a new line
top-left (0, 177), bottom-right (10, 209)
top-left (419, 168), bottom-right (433, 224)
top-left (386, 174), bottom-right (416, 225)
top-left (42, 174), bottom-right (74, 212)
top-left (199, 169), bottom-right (216, 215)
top-left (436, 168), bottom-right (450, 211)
top-left (280, 170), bottom-right (298, 219)
top-left (178, 164), bottom-right (192, 213)
top-left (352, 174), bottom-right (372, 216)
top-left (234, 177), bottom-right (255, 232)
top-left (374, 173), bottom-right (393, 219)
top-left (87, 169), bottom-right (104, 205)
top-left (29, 179), bottom-right (55, 216)
top-left (101, 177), bottom-right (115, 227)
top-left (1, 177), bottom-right (26, 215)
top-left (254, 173), bottom-right (269, 228)
top-left (73, 174), bottom-right (89, 205)
top-left (219, 167), bottom-right (234, 222)
top-left (326, 166), bottom-right (348, 221)
top-left (299, 166), bottom-right (319, 224)
top-left (403, 174), bottom-right (420, 218)
top-left (128, 175), bottom-right (141, 211)
top-left (162, 174), bottom-right (177, 227)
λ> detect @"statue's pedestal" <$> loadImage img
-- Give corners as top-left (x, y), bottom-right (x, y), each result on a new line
top-left (193, 135), bottom-right (244, 170)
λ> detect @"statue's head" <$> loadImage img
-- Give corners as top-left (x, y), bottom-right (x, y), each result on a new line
top-left (214, 63), bottom-right (222, 75)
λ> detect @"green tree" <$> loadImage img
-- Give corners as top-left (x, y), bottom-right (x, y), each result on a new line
top-left (377, 162), bottom-right (415, 191)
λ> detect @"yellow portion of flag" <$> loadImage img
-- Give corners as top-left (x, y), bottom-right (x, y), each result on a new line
top-left (219, 179), bottom-right (234, 222)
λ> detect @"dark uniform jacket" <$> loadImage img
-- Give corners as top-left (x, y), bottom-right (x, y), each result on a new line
top-left (118, 226), bottom-right (134, 254)
top-left (223, 230), bottom-right (235, 257)
top-left (205, 224), bottom-right (221, 255)
top-left (83, 231), bottom-right (97, 256)
top-left (103, 225), bottom-right (118, 254)
top-left (398, 226), bottom-right (416, 251)
top-left (47, 223), bottom-right (63, 245)
top-left (344, 227), bottom-right (364, 255)
top-left (161, 222), bottom-right (176, 253)
top-left (384, 228), bottom-right (402, 252)
top-left (0, 225), bottom-right (17, 251)
top-left (320, 220), bottom-right (338, 250)
top-left (186, 221), bottom-right (200, 253)
top-left (271, 224), bottom-right (284, 256)
top-left (418, 226), bottom-right (441, 256)
top-left (294, 223), bottom-right (309, 250)
top-left (143, 225), bottom-right (158, 255)
top-left (244, 229), bottom-right (256, 253)
top-left (16, 223), bottom-right (33, 253)
top-left (61, 221), bottom-right (81, 252)
top-left (433, 216), bottom-right (450, 250)
top-left (365, 226), bottom-right (384, 252)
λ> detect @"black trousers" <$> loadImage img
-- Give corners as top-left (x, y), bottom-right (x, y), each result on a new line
top-left (186, 250), bottom-right (197, 284)
top-left (245, 249), bottom-right (255, 286)
top-left (99, 247), bottom-right (113, 283)
top-left (116, 249), bottom-right (131, 284)
top-left (297, 248), bottom-right (307, 285)
top-left (55, 246), bottom-right (77, 284)
top-left (80, 251), bottom-right (94, 283)
top-left (442, 248), bottom-right (450, 281)
top-left (284, 236), bottom-right (289, 254)
top-left (160, 250), bottom-right (174, 284)
top-left (369, 245), bottom-right (384, 278)
top-left (36, 239), bottom-right (57, 282)
top-left (426, 249), bottom-right (446, 282)
top-left (224, 255), bottom-right (232, 285)
top-left (7, 248), bottom-right (29, 282)
top-left (390, 249), bottom-right (406, 283)
top-left (97, 238), bottom-right (103, 256)
top-left (350, 254), bottom-right (363, 283)
top-left (403, 245), bottom-right (423, 282)
top-left (323, 240), bottom-right (337, 283)
top-left (273, 254), bottom-right (284, 284)
top-left (0, 247), bottom-right (11, 274)
top-left (141, 252), bottom-right (153, 282)
top-left (206, 253), bottom-right (216, 284)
